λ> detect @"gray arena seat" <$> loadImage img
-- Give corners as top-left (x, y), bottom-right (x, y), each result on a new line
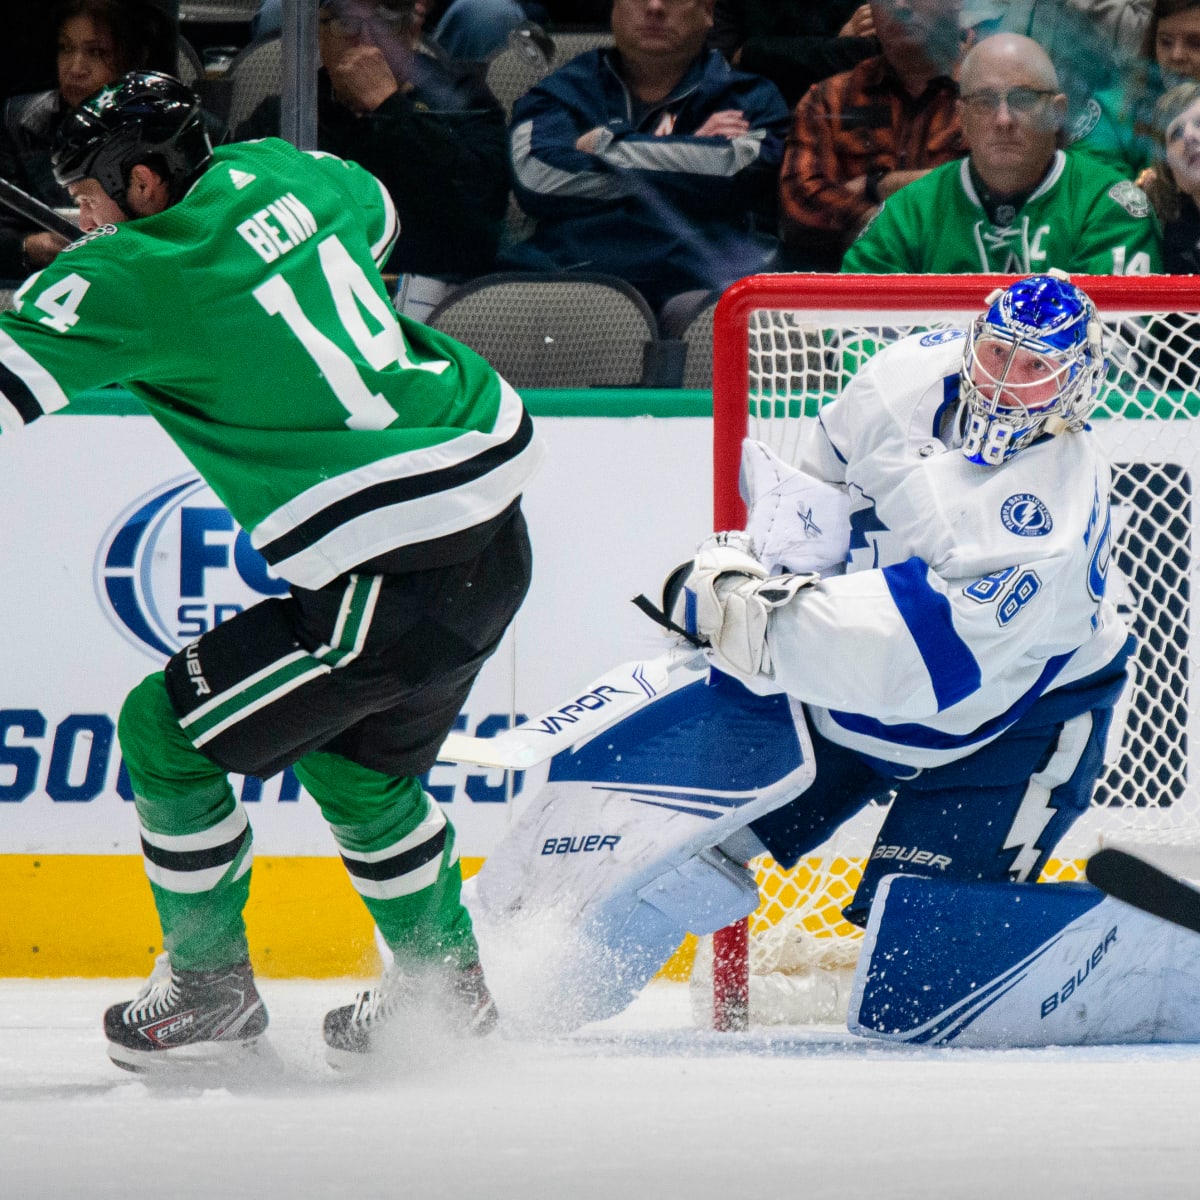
top-left (549, 30), bottom-right (615, 65)
top-left (660, 291), bottom-right (720, 390)
top-left (425, 273), bottom-right (663, 388)
top-left (180, 0), bottom-right (259, 21)
top-left (224, 37), bottom-right (282, 133)
top-left (485, 24), bottom-right (554, 119)
top-left (176, 37), bottom-right (204, 87)
top-left (486, 26), bottom-right (614, 119)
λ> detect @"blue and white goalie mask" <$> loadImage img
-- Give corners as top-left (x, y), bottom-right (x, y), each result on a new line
top-left (958, 273), bottom-right (1107, 467)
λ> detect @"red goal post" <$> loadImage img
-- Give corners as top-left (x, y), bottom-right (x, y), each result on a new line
top-left (704, 273), bottom-right (1200, 1031)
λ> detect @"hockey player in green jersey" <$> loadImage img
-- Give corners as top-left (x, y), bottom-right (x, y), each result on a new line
top-left (0, 71), bottom-right (543, 1071)
top-left (841, 33), bottom-right (1162, 275)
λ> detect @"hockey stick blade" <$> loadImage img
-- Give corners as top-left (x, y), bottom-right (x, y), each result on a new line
top-left (0, 177), bottom-right (79, 241)
top-left (1085, 847), bottom-right (1200, 936)
top-left (437, 648), bottom-right (704, 770)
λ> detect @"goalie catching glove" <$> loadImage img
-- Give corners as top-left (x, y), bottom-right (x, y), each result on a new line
top-left (662, 531), bottom-right (817, 677)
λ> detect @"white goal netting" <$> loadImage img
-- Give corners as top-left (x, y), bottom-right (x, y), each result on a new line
top-left (695, 274), bottom-right (1200, 1027)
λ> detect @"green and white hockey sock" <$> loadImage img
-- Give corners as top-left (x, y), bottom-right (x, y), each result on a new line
top-left (119, 672), bottom-right (254, 972)
top-left (295, 751), bottom-right (479, 967)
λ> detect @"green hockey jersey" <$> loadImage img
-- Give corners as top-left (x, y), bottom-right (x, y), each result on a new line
top-left (0, 138), bottom-right (541, 588)
top-left (841, 151), bottom-right (1162, 276)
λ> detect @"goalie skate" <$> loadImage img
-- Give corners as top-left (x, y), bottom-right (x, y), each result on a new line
top-left (323, 958), bottom-right (498, 1069)
top-left (104, 953), bottom-right (268, 1072)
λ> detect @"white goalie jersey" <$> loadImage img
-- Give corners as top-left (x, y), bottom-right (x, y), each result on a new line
top-left (763, 327), bottom-right (1131, 770)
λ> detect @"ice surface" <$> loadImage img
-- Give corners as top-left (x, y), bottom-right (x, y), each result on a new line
top-left (3, 978), bottom-right (1200, 1199)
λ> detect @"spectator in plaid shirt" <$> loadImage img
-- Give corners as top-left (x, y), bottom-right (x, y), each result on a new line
top-left (779, 0), bottom-right (969, 270)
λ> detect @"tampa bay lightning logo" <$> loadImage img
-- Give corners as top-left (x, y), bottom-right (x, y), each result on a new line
top-left (95, 475), bottom-right (288, 660)
top-left (1001, 493), bottom-right (1053, 537)
top-left (919, 328), bottom-right (966, 347)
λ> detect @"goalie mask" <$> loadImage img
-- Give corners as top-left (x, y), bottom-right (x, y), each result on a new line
top-left (958, 273), bottom-right (1106, 467)
top-left (52, 71), bottom-right (213, 214)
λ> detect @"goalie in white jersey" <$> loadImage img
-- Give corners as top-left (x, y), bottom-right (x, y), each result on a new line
top-left (669, 271), bottom-right (1134, 924)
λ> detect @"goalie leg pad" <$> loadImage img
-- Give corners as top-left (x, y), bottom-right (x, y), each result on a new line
top-left (549, 848), bottom-right (763, 1027)
top-left (849, 875), bottom-right (1200, 1046)
top-left (635, 847), bottom-right (761, 934)
top-left (471, 668), bottom-right (816, 1031)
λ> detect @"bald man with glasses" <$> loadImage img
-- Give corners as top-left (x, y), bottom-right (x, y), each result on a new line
top-left (841, 32), bottom-right (1162, 273)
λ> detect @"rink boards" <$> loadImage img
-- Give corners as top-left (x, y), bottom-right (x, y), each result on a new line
top-left (0, 391), bottom-right (711, 976)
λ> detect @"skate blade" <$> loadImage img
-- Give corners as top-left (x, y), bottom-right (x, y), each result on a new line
top-left (107, 1034), bottom-right (271, 1077)
top-left (324, 1043), bottom-right (382, 1073)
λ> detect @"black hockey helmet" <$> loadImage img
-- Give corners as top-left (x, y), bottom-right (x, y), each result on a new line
top-left (51, 70), bottom-right (213, 212)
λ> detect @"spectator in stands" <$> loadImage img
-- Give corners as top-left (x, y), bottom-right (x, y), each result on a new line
top-left (1143, 80), bottom-right (1200, 269)
top-left (778, 0), bottom-right (969, 271)
top-left (0, 0), bottom-right (157, 282)
top-left (840, 32), bottom-right (1162, 272)
top-left (253, 0), bottom-right (543, 60)
top-left (708, 1), bottom-right (879, 108)
top-left (237, 0), bottom-right (509, 302)
top-left (1070, 0), bottom-right (1200, 180)
top-left (502, 0), bottom-right (789, 315)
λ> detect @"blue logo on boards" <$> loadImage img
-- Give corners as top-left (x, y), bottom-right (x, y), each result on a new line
top-left (919, 328), bottom-right (966, 347)
top-left (95, 476), bottom-right (289, 660)
top-left (1000, 493), bottom-right (1053, 537)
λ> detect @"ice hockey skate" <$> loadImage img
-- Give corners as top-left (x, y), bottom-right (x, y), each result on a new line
top-left (323, 957), bottom-right (498, 1069)
top-left (104, 953), bottom-right (269, 1073)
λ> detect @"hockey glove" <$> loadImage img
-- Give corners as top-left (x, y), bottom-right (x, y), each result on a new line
top-left (665, 532), bottom-right (817, 677)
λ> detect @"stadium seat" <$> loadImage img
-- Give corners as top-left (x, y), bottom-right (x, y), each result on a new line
top-left (486, 26), bottom-right (615, 119)
top-left (660, 291), bottom-right (719, 390)
top-left (176, 36), bottom-right (204, 87)
top-left (425, 273), bottom-right (667, 388)
top-left (550, 30), bottom-right (615, 65)
top-left (0, 290), bottom-right (14, 313)
top-left (180, 0), bottom-right (260, 21)
top-left (224, 36), bottom-right (282, 132)
top-left (485, 24), bottom-right (554, 119)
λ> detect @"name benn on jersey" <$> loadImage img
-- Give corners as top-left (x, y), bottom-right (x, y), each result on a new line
top-left (235, 192), bottom-right (317, 263)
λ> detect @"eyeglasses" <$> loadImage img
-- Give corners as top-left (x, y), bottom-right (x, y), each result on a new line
top-left (318, 7), bottom-right (410, 39)
top-left (960, 87), bottom-right (1058, 115)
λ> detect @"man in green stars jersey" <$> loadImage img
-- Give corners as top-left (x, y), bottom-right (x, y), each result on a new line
top-left (0, 71), bottom-right (543, 1071)
top-left (842, 33), bottom-right (1162, 275)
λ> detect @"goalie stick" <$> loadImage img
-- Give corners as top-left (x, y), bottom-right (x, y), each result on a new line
top-left (437, 646), bottom-right (706, 770)
top-left (0, 177), bottom-right (80, 242)
top-left (1085, 847), bottom-right (1200, 936)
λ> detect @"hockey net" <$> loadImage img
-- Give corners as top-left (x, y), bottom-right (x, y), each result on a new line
top-left (693, 273), bottom-right (1200, 1028)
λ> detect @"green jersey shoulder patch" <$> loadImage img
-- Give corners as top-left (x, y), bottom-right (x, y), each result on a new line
top-left (1068, 98), bottom-right (1102, 144)
top-left (1106, 179), bottom-right (1151, 218)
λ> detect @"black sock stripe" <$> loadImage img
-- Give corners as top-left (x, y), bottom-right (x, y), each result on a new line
top-left (140, 824), bottom-right (249, 874)
top-left (340, 826), bottom-right (447, 883)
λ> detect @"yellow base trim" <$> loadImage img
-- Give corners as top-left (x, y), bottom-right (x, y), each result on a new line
top-left (0, 854), bottom-right (489, 979)
top-left (1, 854), bottom-right (1082, 979)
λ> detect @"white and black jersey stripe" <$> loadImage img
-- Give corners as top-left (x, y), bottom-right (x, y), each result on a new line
top-left (252, 382), bottom-right (538, 589)
top-left (0, 327), bottom-right (69, 431)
